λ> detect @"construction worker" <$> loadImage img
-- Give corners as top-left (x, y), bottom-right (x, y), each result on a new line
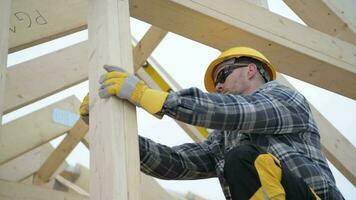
top-left (80, 47), bottom-right (344, 200)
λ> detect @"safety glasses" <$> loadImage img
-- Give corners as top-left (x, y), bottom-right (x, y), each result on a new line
top-left (214, 63), bottom-right (248, 86)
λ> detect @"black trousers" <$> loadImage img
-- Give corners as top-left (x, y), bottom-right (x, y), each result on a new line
top-left (224, 144), bottom-right (318, 200)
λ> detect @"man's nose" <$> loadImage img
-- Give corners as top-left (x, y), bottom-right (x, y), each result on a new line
top-left (215, 83), bottom-right (224, 93)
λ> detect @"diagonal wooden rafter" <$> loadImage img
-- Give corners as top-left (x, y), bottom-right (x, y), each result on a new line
top-left (8, 0), bottom-right (356, 99)
top-left (4, 42), bottom-right (88, 114)
top-left (33, 119), bottom-right (88, 184)
top-left (283, 0), bottom-right (356, 45)
top-left (0, 96), bottom-right (80, 165)
top-left (0, 144), bottom-right (68, 182)
top-left (133, 26), bottom-right (167, 71)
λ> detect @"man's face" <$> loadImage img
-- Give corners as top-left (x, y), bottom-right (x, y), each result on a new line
top-left (213, 59), bottom-right (251, 95)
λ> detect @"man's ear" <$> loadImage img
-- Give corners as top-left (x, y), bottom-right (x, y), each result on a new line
top-left (247, 63), bottom-right (258, 79)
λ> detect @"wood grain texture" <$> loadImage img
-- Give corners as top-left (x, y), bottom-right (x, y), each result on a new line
top-left (9, 0), bottom-right (87, 52)
top-left (0, 144), bottom-right (68, 182)
top-left (4, 42), bottom-right (88, 114)
top-left (283, 0), bottom-right (356, 45)
top-left (0, 0), bottom-right (11, 133)
top-left (88, 0), bottom-right (140, 199)
top-left (34, 119), bottom-right (88, 184)
top-left (133, 26), bottom-right (167, 71)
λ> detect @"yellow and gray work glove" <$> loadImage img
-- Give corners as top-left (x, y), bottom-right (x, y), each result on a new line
top-left (98, 65), bottom-right (168, 114)
top-left (79, 93), bottom-right (89, 125)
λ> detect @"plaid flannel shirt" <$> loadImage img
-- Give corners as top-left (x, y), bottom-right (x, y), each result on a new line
top-left (139, 81), bottom-right (344, 200)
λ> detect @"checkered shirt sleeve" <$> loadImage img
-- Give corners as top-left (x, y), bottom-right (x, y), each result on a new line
top-left (139, 136), bottom-right (217, 179)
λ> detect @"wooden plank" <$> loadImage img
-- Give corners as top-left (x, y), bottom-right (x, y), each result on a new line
top-left (34, 119), bottom-right (88, 184)
top-left (0, 0), bottom-right (11, 133)
top-left (0, 96), bottom-right (80, 165)
top-left (88, 0), bottom-right (140, 199)
top-left (277, 74), bottom-right (356, 185)
top-left (283, 0), bottom-right (356, 45)
top-left (130, 0), bottom-right (356, 99)
top-left (133, 26), bottom-right (167, 71)
top-left (0, 179), bottom-right (87, 200)
top-left (9, 0), bottom-right (87, 53)
top-left (4, 42), bottom-right (88, 114)
top-left (0, 144), bottom-right (67, 182)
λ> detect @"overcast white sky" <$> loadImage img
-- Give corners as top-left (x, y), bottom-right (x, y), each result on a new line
top-left (3, 0), bottom-right (355, 199)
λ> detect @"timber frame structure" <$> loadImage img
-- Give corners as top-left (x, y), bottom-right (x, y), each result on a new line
top-left (0, 0), bottom-right (355, 199)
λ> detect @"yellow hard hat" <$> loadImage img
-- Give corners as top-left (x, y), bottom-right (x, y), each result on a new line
top-left (204, 47), bottom-right (276, 92)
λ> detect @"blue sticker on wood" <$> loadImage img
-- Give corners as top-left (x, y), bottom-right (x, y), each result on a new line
top-left (52, 108), bottom-right (79, 127)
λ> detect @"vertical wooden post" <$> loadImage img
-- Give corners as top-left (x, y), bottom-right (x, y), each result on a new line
top-left (88, 0), bottom-right (140, 200)
top-left (0, 0), bottom-right (11, 132)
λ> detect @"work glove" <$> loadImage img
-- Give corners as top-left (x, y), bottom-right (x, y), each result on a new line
top-left (79, 93), bottom-right (89, 125)
top-left (99, 65), bottom-right (169, 114)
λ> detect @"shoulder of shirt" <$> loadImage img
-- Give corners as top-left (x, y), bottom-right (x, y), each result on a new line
top-left (253, 81), bottom-right (306, 101)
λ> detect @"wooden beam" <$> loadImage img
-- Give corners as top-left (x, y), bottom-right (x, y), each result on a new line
top-left (0, 179), bottom-right (87, 200)
top-left (0, 144), bottom-right (68, 182)
top-left (133, 26), bottom-right (167, 71)
top-left (33, 119), bottom-right (88, 184)
top-left (0, 0), bottom-right (11, 132)
top-left (276, 74), bottom-right (356, 185)
top-left (4, 42), bottom-right (88, 114)
top-left (8, 0), bottom-right (356, 99)
top-left (88, 0), bottom-right (140, 199)
top-left (9, 0), bottom-right (87, 53)
top-left (0, 96), bottom-right (80, 164)
top-left (283, 0), bottom-right (356, 45)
